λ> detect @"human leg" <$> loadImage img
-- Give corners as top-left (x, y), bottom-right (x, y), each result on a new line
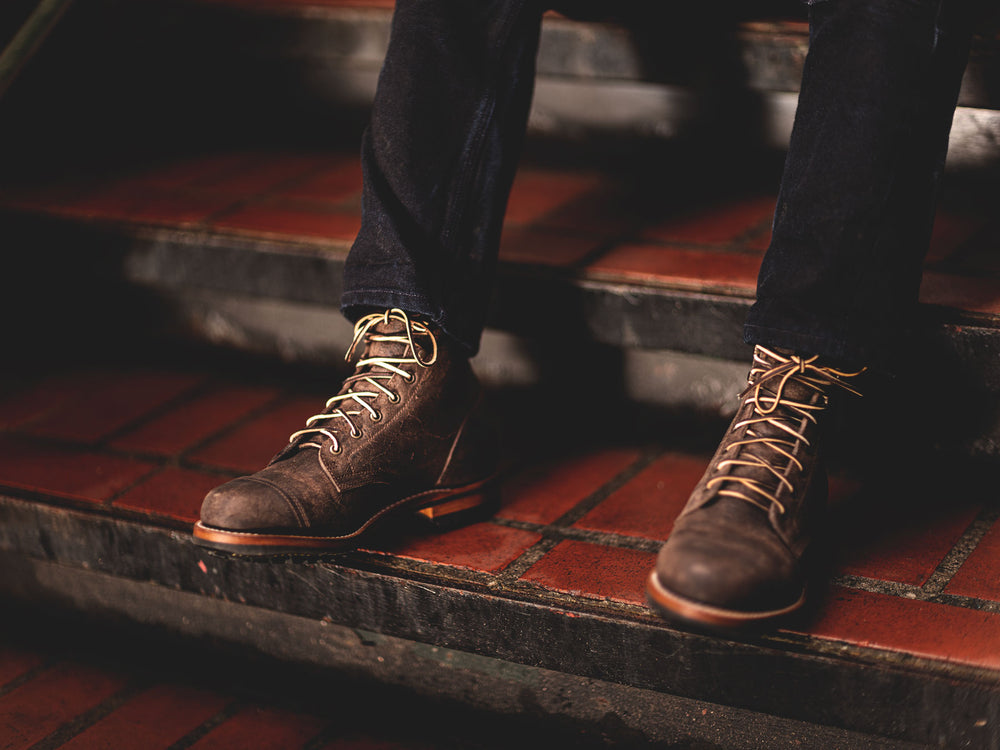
top-left (195, 0), bottom-right (546, 553)
top-left (746, 0), bottom-right (980, 367)
top-left (343, 0), bottom-right (546, 357)
top-left (650, 0), bottom-right (981, 626)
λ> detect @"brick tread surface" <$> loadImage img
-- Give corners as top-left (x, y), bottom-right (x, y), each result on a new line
top-left (2, 148), bottom-right (998, 321)
top-left (1, 359), bottom-right (1000, 678)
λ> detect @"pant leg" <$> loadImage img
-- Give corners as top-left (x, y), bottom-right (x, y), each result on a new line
top-left (744, 0), bottom-right (981, 368)
top-left (341, 0), bottom-right (545, 356)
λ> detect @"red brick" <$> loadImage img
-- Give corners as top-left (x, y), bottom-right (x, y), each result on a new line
top-left (5, 370), bottom-right (204, 444)
top-left (0, 382), bottom-right (65, 431)
top-left (38, 182), bottom-right (148, 223)
top-left (642, 195), bottom-right (776, 245)
top-left (574, 452), bottom-right (706, 541)
top-left (505, 169), bottom-right (603, 226)
top-left (497, 448), bottom-right (642, 525)
top-left (191, 153), bottom-right (331, 195)
top-left (122, 191), bottom-right (240, 226)
top-left (0, 438), bottom-right (156, 503)
top-left (209, 203), bottom-right (360, 242)
top-left (946, 219), bottom-right (1000, 276)
top-left (58, 684), bottom-right (230, 750)
top-left (375, 522), bottom-right (541, 574)
top-left (127, 153), bottom-right (259, 190)
top-left (0, 663), bottom-right (129, 750)
top-left (188, 705), bottom-right (327, 750)
top-left (925, 209), bottom-right (989, 264)
top-left (836, 502), bottom-right (979, 587)
top-left (919, 272), bottom-right (1000, 316)
top-left (744, 225), bottom-right (773, 253)
top-left (110, 385), bottom-right (280, 456)
top-left (945, 520), bottom-right (1000, 601)
top-left (535, 185), bottom-right (638, 236)
top-left (586, 244), bottom-right (761, 294)
top-left (33, 182), bottom-right (237, 227)
top-left (188, 397), bottom-right (322, 473)
top-left (498, 227), bottom-right (602, 267)
top-left (278, 159), bottom-right (362, 204)
top-left (792, 587), bottom-right (1000, 671)
top-left (0, 646), bottom-right (44, 689)
top-left (520, 540), bottom-right (656, 606)
top-left (112, 468), bottom-right (229, 524)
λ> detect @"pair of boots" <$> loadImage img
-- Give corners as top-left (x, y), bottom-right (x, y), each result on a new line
top-left (194, 309), bottom-right (864, 628)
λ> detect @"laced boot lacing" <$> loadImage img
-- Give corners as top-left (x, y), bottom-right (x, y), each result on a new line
top-left (287, 309), bottom-right (438, 455)
top-left (709, 346), bottom-right (865, 515)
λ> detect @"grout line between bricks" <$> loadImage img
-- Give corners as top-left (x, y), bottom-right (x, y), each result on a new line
top-left (27, 681), bottom-right (148, 750)
top-left (921, 505), bottom-right (1000, 597)
top-left (567, 233), bottom-right (634, 271)
top-left (173, 390), bottom-right (295, 465)
top-left (493, 447), bottom-right (665, 583)
top-left (549, 445), bottom-right (666, 527)
top-left (102, 464), bottom-right (167, 507)
top-left (94, 376), bottom-right (218, 449)
top-left (164, 699), bottom-right (245, 750)
top-left (495, 537), bottom-right (561, 583)
top-left (493, 517), bottom-right (661, 553)
top-left (930, 593), bottom-right (1000, 614)
top-left (830, 574), bottom-right (924, 600)
top-left (832, 567), bottom-right (1000, 617)
top-left (0, 658), bottom-right (56, 700)
top-left (301, 722), bottom-right (347, 750)
top-left (199, 155), bottom-right (345, 226)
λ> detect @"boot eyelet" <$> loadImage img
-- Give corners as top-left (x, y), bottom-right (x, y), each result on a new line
top-left (387, 392), bottom-right (400, 404)
top-left (402, 373), bottom-right (416, 383)
top-left (369, 411), bottom-right (382, 422)
top-left (350, 427), bottom-right (363, 439)
top-left (328, 444), bottom-right (341, 455)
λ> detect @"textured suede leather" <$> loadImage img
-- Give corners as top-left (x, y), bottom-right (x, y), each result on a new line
top-left (651, 347), bottom-right (861, 624)
top-left (197, 311), bottom-right (496, 550)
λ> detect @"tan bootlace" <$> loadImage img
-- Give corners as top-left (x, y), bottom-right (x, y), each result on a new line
top-left (706, 346), bottom-right (865, 514)
top-left (287, 309), bottom-right (438, 454)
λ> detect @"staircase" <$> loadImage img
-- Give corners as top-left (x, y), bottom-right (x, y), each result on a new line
top-left (3, 2), bottom-right (1000, 748)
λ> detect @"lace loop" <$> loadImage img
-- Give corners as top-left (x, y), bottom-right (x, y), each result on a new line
top-left (287, 308), bottom-right (437, 450)
top-left (708, 347), bottom-right (865, 514)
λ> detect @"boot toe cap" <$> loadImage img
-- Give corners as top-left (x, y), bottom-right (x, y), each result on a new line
top-left (653, 531), bottom-right (803, 618)
top-left (199, 477), bottom-right (303, 532)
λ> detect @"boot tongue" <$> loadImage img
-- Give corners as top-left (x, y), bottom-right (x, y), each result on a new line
top-left (355, 319), bottom-right (434, 368)
top-left (711, 359), bottom-right (822, 513)
top-left (749, 349), bottom-right (828, 407)
top-left (280, 317), bottom-right (434, 459)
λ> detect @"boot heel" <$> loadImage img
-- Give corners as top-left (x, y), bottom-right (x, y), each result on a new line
top-left (416, 485), bottom-right (499, 529)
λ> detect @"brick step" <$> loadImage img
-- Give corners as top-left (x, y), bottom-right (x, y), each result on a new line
top-left (1, 354), bottom-right (1000, 748)
top-left (3, 0), bottom-right (1000, 170)
top-left (183, 0), bottom-right (1000, 167)
top-left (1, 605), bottom-right (643, 750)
top-left (4, 147), bottom-right (1000, 456)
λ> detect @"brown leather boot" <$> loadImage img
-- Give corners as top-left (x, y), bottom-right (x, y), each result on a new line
top-left (194, 309), bottom-right (498, 554)
top-left (647, 346), bottom-right (864, 627)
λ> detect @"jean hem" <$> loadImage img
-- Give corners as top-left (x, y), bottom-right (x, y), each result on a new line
top-left (340, 290), bottom-right (478, 357)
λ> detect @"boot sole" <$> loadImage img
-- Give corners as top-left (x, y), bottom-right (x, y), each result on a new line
top-left (646, 570), bottom-right (804, 629)
top-left (192, 477), bottom-right (497, 556)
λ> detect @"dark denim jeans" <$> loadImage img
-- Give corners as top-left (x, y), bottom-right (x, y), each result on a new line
top-left (745, 0), bottom-right (981, 367)
top-left (342, 0), bottom-right (980, 364)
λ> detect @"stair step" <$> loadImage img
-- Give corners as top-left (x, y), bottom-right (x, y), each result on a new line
top-left (3, 148), bottom-right (998, 330)
top-left (4, 147), bottom-right (1000, 457)
top-left (1, 354), bottom-right (999, 747)
top-left (4, 2), bottom-right (1000, 169)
